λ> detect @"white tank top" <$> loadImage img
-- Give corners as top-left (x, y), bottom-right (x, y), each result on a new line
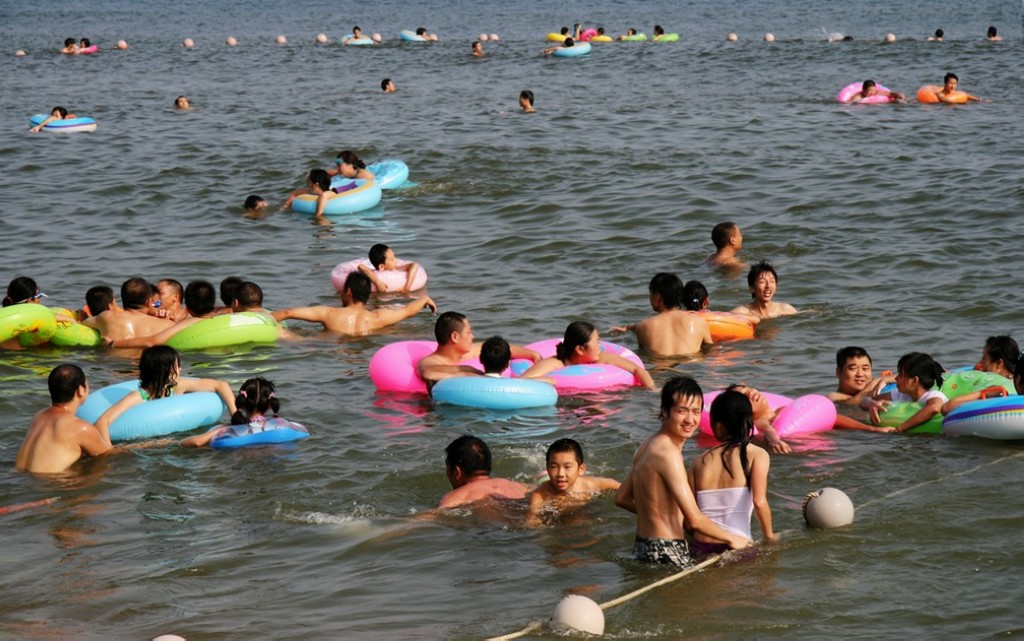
top-left (697, 486), bottom-right (754, 538)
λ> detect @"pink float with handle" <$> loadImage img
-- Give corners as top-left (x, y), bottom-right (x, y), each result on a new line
top-left (699, 390), bottom-right (836, 437)
top-left (509, 338), bottom-right (645, 392)
top-left (331, 258), bottom-right (427, 293)
top-left (836, 81), bottom-right (894, 104)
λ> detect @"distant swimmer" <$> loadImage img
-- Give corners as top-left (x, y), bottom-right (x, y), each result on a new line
top-left (60, 37), bottom-right (78, 54)
top-left (705, 221), bottom-right (745, 271)
top-left (931, 72), bottom-right (984, 103)
top-left (543, 37), bottom-right (575, 55)
top-left (282, 168), bottom-right (333, 222)
top-left (986, 26), bottom-right (1002, 41)
top-left (471, 41), bottom-right (484, 57)
top-left (845, 79), bottom-right (906, 104)
top-left (327, 150), bottom-right (375, 181)
top-left (615, 376), bottom-right (752, 566)
top-left (525, 438), bottom-right (620, 527)
top-left (29, 106), bottom-right (76, 132)
top-left (827, 346), bottom-right (893, 406)
top-left (244, 194), bottom-right (267, 217)
top-left (618, 27), bottom-right (644, 41)
top-left (174, 95), bottom-right (191, 110)
top-left (519, 89), bottom-right (535, 113)
top-left (730, 261), bottom-right (797, 322)
top-left (271, 271), bottom-right (436, 336)
top-left (928, 28), bottom-right (943, 42)
top-left (381, 78), bottom-right (396, 93)
top-left (415, 27), bottom-right (438, 41)
top-left (611, 272), bottom-right (713, 356)
top-left (343, 26), bottom-right (374, 45)
top-left (15, 364), bottom-right (112, 474)
top-left (439, 435), bottom-right (528, 508)
top-left (358, 243), bottom-right (421, 293)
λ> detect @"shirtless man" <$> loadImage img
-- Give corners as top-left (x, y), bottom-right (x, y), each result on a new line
top-left (705, 221), bottom-right (745, 271)
top-left (155, 278), bottom-right (189, 322)
top-left (85, 277), bottom-right (173, 342)
top-left (731, 261), bottom-right (798, 322)
top-left (615, 376), bottom-right (751, 565)
top-left (612, 273), bottom-right (712, 356)
top-left (108, 280), bottom-right (218, 348)
top-left (15, 364), bottom-right (113, 473)
top-left (439, 435), bottom-right (528, 508)
top-left (827, 346), bottom-right (891, 406)
top-left (272, 272), bottom-right (435, 336)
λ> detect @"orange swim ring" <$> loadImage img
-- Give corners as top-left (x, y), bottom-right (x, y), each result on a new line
top-left (702, 311), bottom-right (755, 341)
top-left (916, 85), bottom-right (969, 104)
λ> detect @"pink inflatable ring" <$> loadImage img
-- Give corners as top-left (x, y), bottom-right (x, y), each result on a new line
top-left (699, 390), bottom-right (836, 437)
top-left (331, 258), bottom-right (427, 293)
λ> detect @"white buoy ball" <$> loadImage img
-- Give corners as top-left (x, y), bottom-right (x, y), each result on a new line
top-left (316, 33), bottom-right (328, 44)
top-left (152, 635), bottom-right (186, 641)
top-left (226, 36), bottom-right (238, 46)
top-left (764, 33), bottom-right (775, 42)
top-left (15, 49), bottom-right (26, 57)
top-left (803, 488), bottom-right (855, 529)
top-left (116, 40), bottom-right (128, 50)
top-left (551, 595), bottom-right (604, 635)
top-left (275, 35), bottom-right (287, 45)
top-left (183, 38), bottom-right (194, 48)
top-left (490, 33), bottom-right (499, 41)
top-left (726, 33), bottom-right (738, 41)
top-left (372, 33), bottom-right (382, 42)
top-left (479, 33), bottom-right (489, 41)
top-left (884, 33), bottom-right (896, 42)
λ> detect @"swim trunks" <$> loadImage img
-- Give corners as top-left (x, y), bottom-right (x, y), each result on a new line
top-left (690, 539), bottom-right (730, 559)
top-left (633, 536), bottom-right (692, 567)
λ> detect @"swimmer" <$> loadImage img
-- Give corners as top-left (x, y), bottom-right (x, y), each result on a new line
top-left (845, 79), bottom-right (905, 104)
top-left (986, 26), bottom-right (1002, 42)
top-left (439, 435), bottom-right (528, 508)
top-left (282, 168), bottom-right (334, 223)
top-left (480, 335), bottom-right (555, 384)
top-left (653, 25), bottom-right (665, 39)
top-left (863, 352), bottom-right (947, 431)
top-left (726, 384), bottom-right (793, 453)
top-left (933, 72), bottom-right (984, 103)
top-left (615, 377), bottom-right (752, 566)
top-left (730, 261), bottom-right (798, 322)
top-left (519, 90), bottom-right (535, 113)
top-left (522, 321), bottom-right (656, 389)
top-left (60, 38), bottom-right (78, 54)
top-left (688, 389), bottom-right (777, 558)
top-left (471, 41), bottom-right (484, 57)
top-left (343, 26), bottom-right (374, 44)
top-left (705, 221), bottom-right (745, 270)
top-left (543, 37), bottom-right (575, 55)
top-left (381, 78), bottom-right (395, 93)
top-left (415, 27), bottom-right (438, 41)
top-left (357, 243), bottom-right (421, 293)
top-left (827, 346), bottom-right (893, 406)
top-left (15, 364), bottom-right (113, 474)
top-left (229, 281), bottom-right (270, 314)
top-left (525, 438), bottom-right (620, 527)
top-left (82, 285), bottom-right (118, 320)
top-left (182, 377), bottom-right (285, 447)
top-left (941, 336), bottom-right (1020, 414)
top-left (416, 312), bottom-right (540, 390)
top-left (2, 276), bottom-right (45, 309)
top-left (327, 150), bottom-right (375, 181)
top-left (272, 272), bottom-right (435, 336)
top-left (84, 277), bottom-right (174, 343)
top-left (928, 28), bottom-right (943, 42)
top-left (29, 106), bottom-right (76, 133)
top-left (95, 345), bottom-right (237, 434)
top-left (106, 280), bottom-right (221, 348)
top-left (611, 273), bottom-right (713, 356)
top-left (155, 278), bottom-right (189, 322)
top-left (618, 28), bottom-right (640, 41)
top-left (78, 38), bottom-right (93, 52)
top-left (174, 95), bottom-right (191, 110)
top-left (244, 194), bottom-right (267, 216)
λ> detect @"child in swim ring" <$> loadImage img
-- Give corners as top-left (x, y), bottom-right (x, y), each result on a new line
top-left (521, 320), bottom-right (655, 389)
top-left (327, 150), bottom-right (375, 181)
top-left (863, 352), bottom-right (946, 431)
top-left (356, 243), bottom-right (421, 293)
top-left (61, 38), bottom-right (78, 54)
top-left (847, 80), bottom-right (905, 104)
top-left (688, 389), bottom-right (777, 558)
top-left (29, 106), bottom-right (77, 133)
top-left (182, 377), bottom-right (288, 447)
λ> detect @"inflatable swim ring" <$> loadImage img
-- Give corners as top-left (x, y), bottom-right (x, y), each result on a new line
top-left (343, 36), bottom-right (375, 46)
top-left (432, 376), bottom-right (557, 410)
top-left (400, 30), bottom-right (429, 42)
top-left (211, 417), bottom-right (310, 449)
top-left (292, 179), bottom-right (382, 215)
top-left (370, 340), bottom-right (492, 393)
top-left (590, 35), bottom-right (613, 43)
top-left (78, 45), bottom-right (98, 54)
top-left (77, 379), bottom-right (227, 441)
top-left (331, 159), bottom-right (409, 192)
top-left (165, 312), bottom-right (279, 351)
top-left (878, 370), bottom-right (1013, 433)
top-left (29, 114), bottom-right (97, 133)
top-left (699, 391), bottom-right (836, 438)
top-left (916, 85), bottom-right (969, 104)
top-left (837, 81), bottom-right (895, 104)
top-left (579, 28), bottom-right (598, 42)
top-left (508, 338), bottom-right (645, 392)
top-left (331, 258), bottom-right (428, 293)
top-left (546, 32), bottom-right (568, 42)
top-left (943, 395), bottom-right (1024, 440)
top-left (702, 311), bottom-right (755, 342)
top-left (552, 42), bottom-right (591, 58)
top-left (0, 304), bottom-right (57, 347)
top-left (654, 33), bottom-right (680, 42)
top-left (621, 34), bottom-right (648, 42)
top-left (50, 307), bottom-right (101, 347)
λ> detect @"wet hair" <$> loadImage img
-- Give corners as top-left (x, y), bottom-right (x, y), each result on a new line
top-left (682, 280), bottom-right (709, 311)
top-left (597, 27), bottom-right (605, 35)
top-left (120, 277), bottom-right (152, 311)
top-left (896, 352), bottom-right (944, 390)
top-left (836, 346), bottom-right (872, 368)
top-left (184, 280), bottom-right (216, 316)
top-left (560, 27), bottom-right (569, 36)
top-left (3, 276), bottom-right (38, 307)
top-left (445, 435), bottom-right (491, 475)
top-left (308, 168), bottom-right (331, 191)
top-left (555, 321), bottom-right (596, 362)
top-left (434, 311), bottom-right (467, 344)
top-left (711, 221), bottom-right (738, 250)
top-left (381, 78), bottom-right (392, 91)
top-left (747, 261), bottom-right (778, 288)
top-left (233, 281), bottom-right (263, 309)
top-left (158, 278), bottom-right (183, 302)
top-left (368, 243), bottom-right (390, 269)
top-left (336, 150), bottom-right (366, 170)
top-left (343, 271), bottom-right (372, 304)
top-left (174, 96), bottom-right (188, 107)
top-left (231, 377), bottom-right (280, 425)
top-left (660, 376), bottom-right (704, 417)
top-left (520, 90), bottom-right (534, 106)
top-left (48, 363), bottom-right (86, 404)
top-left (219, 276), bottom-right (244, 307)
top-left (80, 38), bottom-right (91, 47)
top-left (85, 285), bottom-right (114, 315)
top-left (546, 438), bottom-right (584, 466)
top-left (480, 335), bottom-right (511, 374)
top-left (1015, 354), bottom-right (1024, 393)
top-left (352, 26), bottom-right (361, 34)
top-left (52, 106), bottom-right (68, 118)
top-left (987, 26), bottom-right (998, 38)
top-left (563, 37), bottom-right (574, 46)
top-left (842, 35), bottom-right (853, 41)
top-left (627, 28), bottom-right (637, 36)
top-left (64, 38), bottom-right (76, 47)
top-left (944, 72), bottom-right (958, 84)
top-left (416, 27), bottom-right (427, 36)
top-left (862, 79), bottom-right (877, 91)
top-left (983, 336), bottom-right (1019, 373)
top-left (935, 29), bottom-right (944, 38)
top-left (708, 389), bottom-right (755, 486)
top-left (654, 25), bottom-right (665, 36)
top-left (648, 273), bottom-right (684, 310)
top-left (244, 195), bottom-right (265, 210)
top-left (139, 345), bottom-right (180, 400)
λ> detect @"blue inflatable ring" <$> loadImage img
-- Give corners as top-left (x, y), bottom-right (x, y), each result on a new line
top-left (432, 376), bottom-right (558, 410)
top-left (76, 380), bottom-right (227, 442)
top-left (211, 418), bottom-right (310, 449)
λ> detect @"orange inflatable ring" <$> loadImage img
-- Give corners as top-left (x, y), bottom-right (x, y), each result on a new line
top-left (703, 311), bottom-right (755, 341)
top-left (916, 85), bottom-right (969, 104)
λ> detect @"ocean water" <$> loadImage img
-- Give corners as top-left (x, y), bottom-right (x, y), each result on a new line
top-left (1, 0), bottom-right (1022, 638)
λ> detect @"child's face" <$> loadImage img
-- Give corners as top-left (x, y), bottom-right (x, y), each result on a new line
top-left (382, 248), bottom-right (397, 270)
top-left (837, 356), bottom-right (873, 394)
top-left (546, 451), bottom-right (585, 493)
top-left (895, 369), bottom-right (917, 395)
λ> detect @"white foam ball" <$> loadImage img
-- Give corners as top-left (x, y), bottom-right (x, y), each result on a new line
top-left (479, 33), bottom-right (489, 41)
top-left (275, 35), bottom-right (287, 45)
top-left (152, 636), bottom-right (186, 641)
top-left (316, 33), bottom-right (328, 44)
top-left (116, 40), bottom-right (128, 50)
top-left (763, 33), bottom-right (775, 42)
top-left (803, 487), bottom-right (855, 529)
top-left (490, 33), bottom-right (499, 41)
top-left (226, 36), bottom-right (238, 46)
top-left (15, 49), bottom-right (26, 57)
top-left (884, 33), bottom-right (896, 42)
top-left (726, 33), bottom-right (738, 41)
top-left (551, 595), bottom-right (604, 635)
top-left (372, 33), bottom-right (382, 42)
top-left (182, 38), bottom-right (194, 48)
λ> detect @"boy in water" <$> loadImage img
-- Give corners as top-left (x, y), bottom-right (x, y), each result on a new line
top-left (731, 261), bottom-right (797, 322)
top-left (61, 38), bottom-right (78, 54)
top-left (381, 78), bottom-right (395, 93)
top-left (706, 222), bottom-right (745, 271)
top-left (611, 272), bottom-right (713, 356)
top-left (357, 243), bottom-right (422, 293)
top-left (519, 90), bottom-right (535, 113)
top-left (827, 346), bottom-right (892, 405)
top-left (526, 438), bottom-right (620, 526)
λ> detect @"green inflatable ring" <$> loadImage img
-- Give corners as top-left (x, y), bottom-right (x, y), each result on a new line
top-left (621, 34), bottom-right (648, 42)
top-left (654, 33), bottom-right (679, 42)
top-left (878, 370), bottom-right (1015, 434)
top-left (166, 312), bottom-right (279, 351)
top-left (0, 304), bottom-right (57, 347)
top-left (50, 308), bottom-right (102, 347)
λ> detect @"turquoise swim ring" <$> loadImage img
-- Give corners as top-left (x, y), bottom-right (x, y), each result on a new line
top-left (292, 179), bottom-right (383, 215)
top-left (552, 42), bottom-right (591, 57)
top-left (76, 380), bottom-right (227, 442)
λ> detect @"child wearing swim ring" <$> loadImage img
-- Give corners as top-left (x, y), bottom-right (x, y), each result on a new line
top-left (29, 106), bottom-right (77, 133)
top-left (864, 352), bottom-right (946, 432)
top-left (522, 320), bottom-right (655, 389)
top-left (183, 377), bottom-right (294, 447)
top-left (95, 346), bottom-right (237, 433)
top-left (327, 150), bottom-right (375, 181)
top-left (688, 389), bottom-right (777, 558)
top-left (356, 243), bottom-right (421, 293)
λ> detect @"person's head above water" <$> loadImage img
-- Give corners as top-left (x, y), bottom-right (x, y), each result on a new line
top-left (434, 311), bottom-right (469, 345)
top-left (648, 272), bottom-right (685, 310)
top-left (682, 280), bottom-right (709, 311)
top-left (480, 335), bottom-right (511, 374)
top-left (555, 320), bottom-right (598, 362)
top-left (445, 435), bottom-right (492, 485)
top-left (231, 376), bottom-right (279, 425)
